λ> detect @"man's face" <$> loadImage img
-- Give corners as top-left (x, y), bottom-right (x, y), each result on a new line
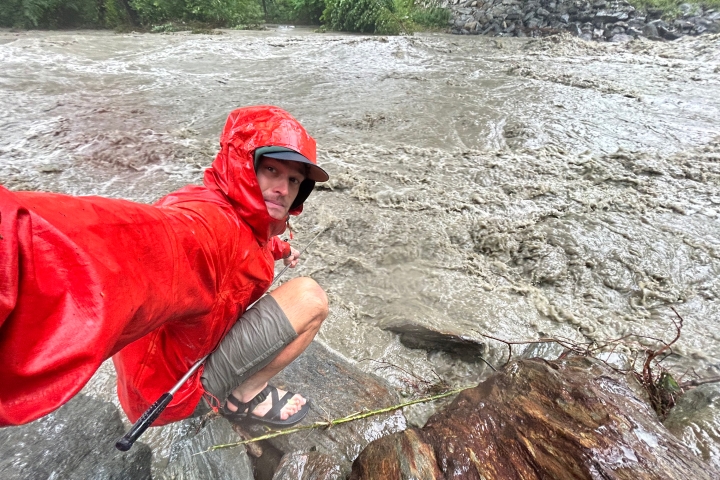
top-left (256, 157), bottom-right (306, 220)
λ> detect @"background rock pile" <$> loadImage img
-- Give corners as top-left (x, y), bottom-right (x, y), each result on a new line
top-left (445, 0), bottom-right (720, 41)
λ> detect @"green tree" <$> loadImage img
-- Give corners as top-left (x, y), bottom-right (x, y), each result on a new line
top-left (288, 0), bottom-right (324, 24)
top-left (0, 0), bottom-right (449, 31)
top-left (1, 0), bottom-right (99, 28)
top-left (128, 0), bottom-right (262, 26)
top-left (322, 0), bottom-right (408, 34)
top-left (321, 0), bottom-right (448, 34)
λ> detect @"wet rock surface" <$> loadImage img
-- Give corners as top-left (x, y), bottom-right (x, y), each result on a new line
top-left (445, 0), bottom-right (720, 40)
top-left (351, 356), bottom-right (720, 479)
top-left (0, 394), bottom-right (152, 480)
top-left (0, 342), bottom-right (404, 480)
top-left (272, 451), bottom-right (344, 480)
top-left (664, 383), bottom-right (720, 470)
top-left (161, 416), bottom-right (253, 480)
top-left (251, 341), bottom-right (407, 478)
top-left (349, 428), bottom-right (443, 480)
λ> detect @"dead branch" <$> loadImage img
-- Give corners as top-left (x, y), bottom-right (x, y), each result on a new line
top-left (477, 308), bottom-right (689, 419)
top-left (680, 376), bottom-right (720, 389)
top-left (476, 333), bottom-right (582, 366)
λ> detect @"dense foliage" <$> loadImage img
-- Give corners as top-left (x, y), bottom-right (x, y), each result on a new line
top-left (0, 0), bottom-right (100, 28)
top-left (322, 0), bottom-right (402, 34)
top-left (2, 0), bottom-right (719, 31)
top-left (130, 0), bottom-right (262, 27)
top-left (270, 0), bottom-right (446, 31)
top-left (288, 0), bottom-right (325, 24)
top-left (0, 0), bottom-right (445, 32)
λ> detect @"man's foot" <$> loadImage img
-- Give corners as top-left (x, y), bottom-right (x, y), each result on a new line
top-left (223, 385), bottom-right (310, 427)
top-left (227, 386), bottom-right (305, 419)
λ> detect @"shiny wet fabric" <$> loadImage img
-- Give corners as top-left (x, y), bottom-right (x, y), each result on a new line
top-left (0, 106), bottom-right (318, 426)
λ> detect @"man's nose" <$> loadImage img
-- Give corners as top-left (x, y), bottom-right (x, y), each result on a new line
top-left (273, 178), bottom-right (289, 196)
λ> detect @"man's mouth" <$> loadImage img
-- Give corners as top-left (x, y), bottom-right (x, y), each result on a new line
top-left (264, 198), bottom-right (285, 209)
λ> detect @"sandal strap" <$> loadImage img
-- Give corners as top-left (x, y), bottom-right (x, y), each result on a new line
top-left (226, 394), bottom-right (242, 409)
top-left (265, 387), bottom-right (295, 421)
top-left (227, 386), bottom-right (271, 415)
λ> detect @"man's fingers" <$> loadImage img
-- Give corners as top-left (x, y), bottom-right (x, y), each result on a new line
top-left (285, 247), bottom-right (301, 267)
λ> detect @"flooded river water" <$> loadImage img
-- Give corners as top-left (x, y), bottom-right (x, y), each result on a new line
top-left (2, 28), bottom-right (719, 473)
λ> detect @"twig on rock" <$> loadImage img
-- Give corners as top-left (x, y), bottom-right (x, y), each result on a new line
top-left (360, 358), bottom-right (452, 395)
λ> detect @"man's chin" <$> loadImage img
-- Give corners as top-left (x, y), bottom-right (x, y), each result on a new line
top-left (265, 203), bottom-right (289, 220)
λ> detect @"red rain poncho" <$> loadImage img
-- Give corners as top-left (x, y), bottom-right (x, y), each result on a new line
top-left (0, 106), bottom-right (317, 426)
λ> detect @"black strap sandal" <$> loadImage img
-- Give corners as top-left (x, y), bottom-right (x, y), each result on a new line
top-left (222, 385), bottom-right (310, 427)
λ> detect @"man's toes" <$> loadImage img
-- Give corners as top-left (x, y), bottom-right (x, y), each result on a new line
top-left (280, 396), bottom-right (305, 419)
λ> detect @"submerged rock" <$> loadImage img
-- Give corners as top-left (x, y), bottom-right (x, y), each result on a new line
top-left (351, 356), bottom-right (719, 479)
top-left (256, 341), bottom-right (406, 478)
top-left (382, 319), bottom-right (486, 362)
top-left (0, 394), bottom-right (151, 480)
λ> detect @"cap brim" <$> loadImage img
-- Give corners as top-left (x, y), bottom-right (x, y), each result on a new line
top-left (261, 151), bottom-right (329, 183)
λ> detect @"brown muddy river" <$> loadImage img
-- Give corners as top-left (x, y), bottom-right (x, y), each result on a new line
top-left (2, 28), bottom-right (720, 473)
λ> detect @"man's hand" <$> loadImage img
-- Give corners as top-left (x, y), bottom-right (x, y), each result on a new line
top-left (283, 247), bottom-right (301, 268)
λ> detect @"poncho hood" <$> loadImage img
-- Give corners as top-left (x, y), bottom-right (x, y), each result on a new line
top-left (203, 106), bottom-right (317, 241)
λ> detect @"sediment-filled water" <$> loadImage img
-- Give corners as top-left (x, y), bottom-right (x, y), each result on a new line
top-left (2, 28), bottom-right (719, 472)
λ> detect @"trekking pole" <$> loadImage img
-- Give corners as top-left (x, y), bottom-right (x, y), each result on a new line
top-left (115, 231), bottom-right (323, 451)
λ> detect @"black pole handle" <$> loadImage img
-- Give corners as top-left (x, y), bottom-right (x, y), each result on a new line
top-left (115, 392), bottom-right (173, 451)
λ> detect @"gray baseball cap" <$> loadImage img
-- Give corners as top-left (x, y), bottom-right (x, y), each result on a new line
top-left (254, 146), bottom-right (329, 183)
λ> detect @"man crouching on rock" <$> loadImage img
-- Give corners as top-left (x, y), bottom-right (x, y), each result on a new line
top-left (0, 106), bottom-right (329, 428)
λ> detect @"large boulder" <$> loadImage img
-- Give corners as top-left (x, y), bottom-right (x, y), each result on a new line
top-left (350, 356), bottom-right (719, 479)
top-left (0, 394), bottom-right (152, 479)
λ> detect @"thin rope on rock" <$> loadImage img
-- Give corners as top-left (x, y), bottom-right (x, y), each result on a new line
top-left (197, 386), bottom-right (472, 454)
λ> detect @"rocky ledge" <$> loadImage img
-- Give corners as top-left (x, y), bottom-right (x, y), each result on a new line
top-left (446, 0), bottom-right (720, 41)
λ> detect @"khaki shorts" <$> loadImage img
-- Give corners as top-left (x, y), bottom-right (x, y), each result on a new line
top-left (199, 294), bottom-right (297, 410)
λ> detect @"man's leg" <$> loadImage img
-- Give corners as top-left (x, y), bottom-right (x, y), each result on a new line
top-left (224, 277), bottom-right (328, 419)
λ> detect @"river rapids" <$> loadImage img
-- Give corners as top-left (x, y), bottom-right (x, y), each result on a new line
top-left (1, 28), bottom-right (719, 473)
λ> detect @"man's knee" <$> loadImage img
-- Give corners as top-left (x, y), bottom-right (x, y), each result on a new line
top-left (294, 277), bottom-right (328, 322)
top-left (270, 277), bottom-right (328, 331)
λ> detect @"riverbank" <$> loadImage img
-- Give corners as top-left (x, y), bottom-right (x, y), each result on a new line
top-left (446, 0), bottom-right (720, 40)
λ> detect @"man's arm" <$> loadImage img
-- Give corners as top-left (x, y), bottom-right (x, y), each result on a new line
top-left (0, 187), bottom-right (223, 426)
